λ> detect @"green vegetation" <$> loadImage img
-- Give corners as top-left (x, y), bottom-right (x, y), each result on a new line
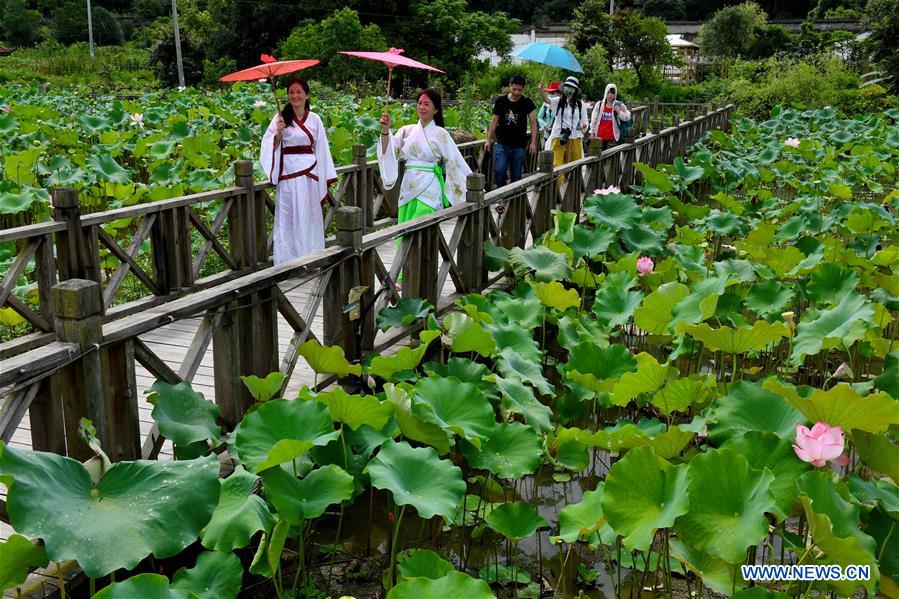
top-left (2, 106), bottom-right (899, 598)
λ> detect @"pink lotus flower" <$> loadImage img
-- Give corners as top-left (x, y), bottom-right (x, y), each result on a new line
top-left (636, 256), bottom-right (654, 276)
top-left (792, 422), bottom-right (850, 468)
top-left (784, 137), bottom-right (800, 148)
top-left (593, 185), bottom-right (621, 195)
top-left (130, 112), bottom-right (144, 129)
top-left (1, 105), bottom-right (11, 113)
top-left (253, 99), bottom-right (266, 108)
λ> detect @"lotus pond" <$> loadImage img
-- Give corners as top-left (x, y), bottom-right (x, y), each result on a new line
top-left (1, 107), bottom-right (899, 598)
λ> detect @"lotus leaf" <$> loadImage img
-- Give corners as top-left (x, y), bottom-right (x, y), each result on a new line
top-left (565, 343), bottom-right (637, 391)
top-left (554, 485), bottom-right (605, 543)
top-left (863, 507), bottom-right (899, 586)
top-left (556, 314), bottom-right (609, 349)
top-left (634, 163), bottom-right (673, 194)
top-left (485, 502), bottom-right (548, 541)
top-left (0, 446), bottom-right (219, 577)
top-left (368, 329), bottom-right (440, 380)
top-left (680, 320), bottom-right (789, 354)
top-left (460, 422), bottom-right (542, 479)
top-left (262, 464), bottom-right (354, 523)
top-left (876, 350), bottom-right (899, 400)
top-left (593, 285), bottom-right (644, 328)
top-left (764, 380), bottom-right (899, 434)
top-left (799, 494), bottom-right (879, 595)
top-left (634, 282), bottom-right (689, 334)
top-left (92, 574), bottom-right (187, 598)
top-left (528, 280), bottom-right (579, 312)
top-left (443, 312), bottom-right (496, 357)
top-left (708, 380), bottom-right (807, 444)
top-left (583, 192), bottom-right (642, 229)
top-left (494, 376), bottom-right (553, 433)
top-left (296, 339), bottom-right (362, 377)
top-left (669, 539), bottom-right (748, 595)
top-left (485, 322), bottom-right (541, 362)
top-left (240, 372), bottom-right (285, 403)
top-left (396, 549), bottom-right (454, 582)
top-left (387, 571), bottom-right (494, 599)
top-left (807, 263), bottom-right (859, 305)
top-left (569, 223), bottom-right (615, 260)
top-left (0, 534), bottom-right (48, 592)
top-left (721, 431), bottom-right (811, 522)
top-left (509, 245), bottom-right (572, 281)
top-left (147, 380), bottom-right (221, 448)
top-left (847, 475), bottom-right (899, 517)
top-left (234, 399), bottom-right (340, 472)
top-left (497, 348), bottom-right (555, 396)
top-left (674, 448), bottom-right (775, 563)
top-left (609, 359), bottom-right (672, 407)
top-left (744, 279), bottom-right (794, 316)
top-left (386, 383), bottom-right (451, 454)
top-left (493, 296), bottom-right (543, 328)
top-left (377, 297), bottom-right (434, 331)
top-left (200, 466), bottom-right (274, 551)
top-left (798, 470), bottom-right (876, 554)
top-left (601, 446), bottom-right (689, 551)
top-left (479, 563), bottom-right (531, 584)
top-left (413, 376), bottom-right (495, 448)
top-left (171, 551), bottom-right (242, 599)
top-left (791, 292), bottom-right (874, 362)
top-left (852, 431), bottom-right (899, 484)
top-left (313, 387), bottom-right (393, 431)
top-left (366, 441), bottom-right (465, 519)
top-left (651, 376), bottom-right (712, 416)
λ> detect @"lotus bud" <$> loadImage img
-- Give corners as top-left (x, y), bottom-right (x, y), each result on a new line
top-left (792, 422), bottom-right (850, 468)
top-left (782, 311), bottom-right (794, 325)
top-left (832, 362), bottom-right (852, 379)
top-left (636, 256), bottom-right (654, 276)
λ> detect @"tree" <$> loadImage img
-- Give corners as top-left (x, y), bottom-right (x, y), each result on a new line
top-left (696, 2), bottom-right (768, 61)
top-left (53, 0), bottom-right (124, 46)
top-left (864, 0), bottom-right (899, 93)
top-left (569, 0), bottom-right (613, 58)
top-left (0, 0), bottom-right (43, 47)
top-left (634, 0), bottom-right (686, 20)
top-left (278, 8), bottom-right (387, 87)
top-left (397, 0), bottom-right (518, 84)
top-left (611, 8), bottom-right (673, 86)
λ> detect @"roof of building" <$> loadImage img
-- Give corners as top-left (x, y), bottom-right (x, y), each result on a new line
top-left (666, 34), bottom-right (698, 48)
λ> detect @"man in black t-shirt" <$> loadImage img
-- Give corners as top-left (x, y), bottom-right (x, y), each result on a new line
top-left (485, 74), bottom-right (538, 188)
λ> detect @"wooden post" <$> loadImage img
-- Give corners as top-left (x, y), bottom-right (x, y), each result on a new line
top-left (52, 279), bottom-right (139, 460)
top-left (458, 173), bottom-right (486, 293)
top-left (587, 138), bottom-right (603, 191)
top-left (352, 144), bottom-right (371, 230)
top-left (403, 223), bottom-right (439, 306)
top-left (52, 188), bottom-right (85, 282)
top-left (102, 339), bottom-right (141, 460)
top-left (234, 160), bottom-right (258, 269)
top-left (652, 95), bottom-right (660, 133)
top-left (530, 151), bottom-right (555, 241)
top-left (324, 207), bottom-right (365, 361)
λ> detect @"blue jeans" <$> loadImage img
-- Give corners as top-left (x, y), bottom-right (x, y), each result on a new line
top-left (494, 143), bottom-right (526, 187)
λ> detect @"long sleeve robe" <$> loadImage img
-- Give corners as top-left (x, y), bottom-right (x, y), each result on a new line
top-left (376, 120), bottom-right (472, 213)
top-left (260, 110), bottom-right (337, 264)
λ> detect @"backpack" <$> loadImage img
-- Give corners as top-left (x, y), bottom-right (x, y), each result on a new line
top-left (614, 100), bottom-right (632, 142)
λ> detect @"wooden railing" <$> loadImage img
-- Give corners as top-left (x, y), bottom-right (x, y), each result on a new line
top-left (0, 104), bottom-right (732, 463)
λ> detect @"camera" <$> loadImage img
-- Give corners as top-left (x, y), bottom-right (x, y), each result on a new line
top-left (559, 127), bottom-right (572, 145)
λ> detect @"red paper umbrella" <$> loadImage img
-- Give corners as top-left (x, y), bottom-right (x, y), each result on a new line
top-left (220, 54), bottom-right (319, 104)
top-left (339, 48), bottom-right (444, 107)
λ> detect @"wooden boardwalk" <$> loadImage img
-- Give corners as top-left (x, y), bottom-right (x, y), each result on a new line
top-left (1, 219), bottom-right (502, 544)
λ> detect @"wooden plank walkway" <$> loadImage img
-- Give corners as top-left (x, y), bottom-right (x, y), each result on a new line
top-left (1, 217), bottom-right (513, 545)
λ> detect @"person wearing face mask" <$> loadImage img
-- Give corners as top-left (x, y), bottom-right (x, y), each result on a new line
top-left (378, 87), bottom-right (472, 236)
top-left (260, 77), bottom-right (337, 264)
top-left (539, 76), bottom-right (589, 185)
top-left (589, 83), bottom-right (631, 150)
top-left (537, 81), bottom-right (561, 149)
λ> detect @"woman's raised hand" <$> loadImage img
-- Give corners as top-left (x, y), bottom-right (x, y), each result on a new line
top-left (275, 114), bottom-right (286, 134)
top-left (379, 112), bottom-right (392, 134)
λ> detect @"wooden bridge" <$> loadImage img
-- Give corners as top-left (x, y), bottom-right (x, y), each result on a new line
top-left (0, 102), bottom-right (732, 550)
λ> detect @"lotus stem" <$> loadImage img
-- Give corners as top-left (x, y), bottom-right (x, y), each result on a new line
top-left (386, 504), bottom-right (406, 590)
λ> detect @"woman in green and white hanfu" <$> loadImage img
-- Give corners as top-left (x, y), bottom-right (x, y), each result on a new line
top-left (377, 88), bottom-right (472, 227)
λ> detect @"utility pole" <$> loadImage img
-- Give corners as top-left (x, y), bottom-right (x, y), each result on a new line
top-left (171, 0), bottom-right (186, 88)
top-left (86, 0), bottom-right (94, 60)
top-left (609, 0), bottom-right (614, 15)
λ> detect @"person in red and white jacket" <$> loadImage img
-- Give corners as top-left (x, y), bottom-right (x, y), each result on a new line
top-left (589, 83), bottom-right (631, 150)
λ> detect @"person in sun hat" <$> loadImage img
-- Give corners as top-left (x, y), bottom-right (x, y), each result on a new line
top-left (589, 83), bottom-right (631, 150)
top-left (539, 76), bottom-right (589, 187)
top-left (537, 80), bottom-right (562, 149)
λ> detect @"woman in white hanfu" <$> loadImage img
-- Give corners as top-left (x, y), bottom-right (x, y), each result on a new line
top-left (377, 88), bottom-right (472, 228)
top-left (260, 77), bottom-right (337, 264)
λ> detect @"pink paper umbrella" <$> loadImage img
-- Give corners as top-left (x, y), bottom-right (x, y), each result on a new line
top-left (220, 53), bottom-right (320, 104)
top-left (339, 48), bottom-right (444, 108)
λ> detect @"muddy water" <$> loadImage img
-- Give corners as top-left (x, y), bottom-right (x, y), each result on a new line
top-left (308, 448), bottom-right (687, 598)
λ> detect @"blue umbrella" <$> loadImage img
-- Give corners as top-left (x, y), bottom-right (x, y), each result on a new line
top-left (512, 42), bottom-right (584, 74)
